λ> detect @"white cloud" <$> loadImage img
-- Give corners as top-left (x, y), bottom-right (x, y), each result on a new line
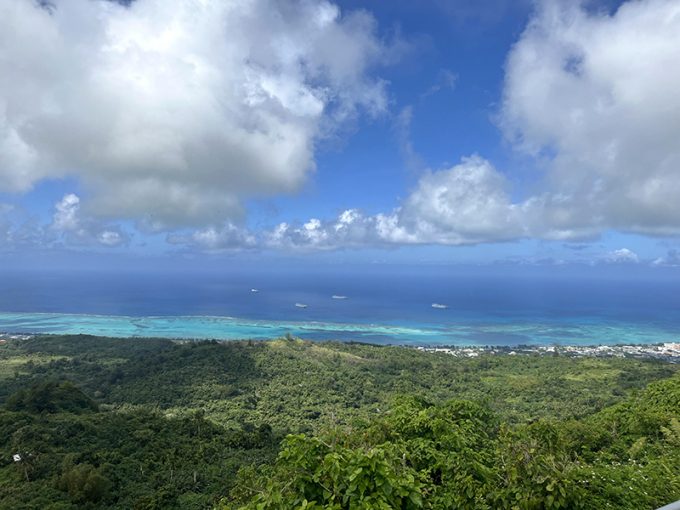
top-left (171, 153), bottom-right (603, 251)
top-left (378, 156), bottom-right (524, 244)
top-left (1, 195), bottom-right (126, 250)
top-left (5, 0), bottom-right (680, 253)
top-left (0, 0), bottom-right (390, 228)
top-left (98, 230), bottom-right (125, 247)
top-left (601, 248), bottom-right (639, 264)
top-left (52, 193), bottom-right (80, 231)
top-left (502, 0), bottom-right (680, 236)
top-left (167, 223), bottom-right (257, 251)
top-left (264, 209), bottom-right (379, 250)
top-left (383, 0), bottom-right (680, 247)
top-left (51, 193), bottom-right (128, 246)
top-left (191, 156), bottom-right (527, 250)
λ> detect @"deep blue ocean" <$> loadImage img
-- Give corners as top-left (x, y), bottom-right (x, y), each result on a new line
top-left (1, 266), bottom-right (679, 346)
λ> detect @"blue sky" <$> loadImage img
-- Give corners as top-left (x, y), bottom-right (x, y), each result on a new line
top-left (1, 0), bottom-right (680, 270)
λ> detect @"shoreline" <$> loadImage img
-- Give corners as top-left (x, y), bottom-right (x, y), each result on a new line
top-left (2, 332), bottom-right (679, 362)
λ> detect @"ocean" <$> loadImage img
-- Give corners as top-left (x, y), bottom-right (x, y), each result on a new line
top-left (1, 265), bottom-right (679, 346)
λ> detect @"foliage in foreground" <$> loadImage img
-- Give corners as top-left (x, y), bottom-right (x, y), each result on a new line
top-left (224, 375), bottom-right (680, 510)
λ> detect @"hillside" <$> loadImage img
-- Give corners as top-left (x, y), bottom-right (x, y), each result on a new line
top-left (0, 335), bottom-right (678, 508)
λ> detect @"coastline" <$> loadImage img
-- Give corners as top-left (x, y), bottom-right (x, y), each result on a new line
top-left (2, 331), bottom-right (679, 363)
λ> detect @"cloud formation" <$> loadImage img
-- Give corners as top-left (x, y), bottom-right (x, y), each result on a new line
top-left (182, 156), bottom-right (527, 250)
top-left (167, 223), bottom-right (257, 251)
top-left (250, 149), bottom-right (612, 250)
top-left (502, 0), bottom-right (680, 236)
top-left (262, 0), bottom-right (680, 251)
top-left (0, 194), bottom-right (126, 249)
top-left (248, 0), bottom-right (680, 252)
top-left (0, 0), bottom-right (389, 228)
top-left (3, 0), bottom-right (680, 254)
top-left (601, 248), bottom-right (639, 264)
top-left (378, 156), bottom-right (523, 244)
top-left (50, 194), bottom-right (129, 246)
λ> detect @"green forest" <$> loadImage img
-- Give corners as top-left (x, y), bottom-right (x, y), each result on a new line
top-left (0, 335), bottom-right (678, 509)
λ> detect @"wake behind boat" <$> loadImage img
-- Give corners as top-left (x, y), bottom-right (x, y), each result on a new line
top-left (431, 303), bottom-right (448, 309)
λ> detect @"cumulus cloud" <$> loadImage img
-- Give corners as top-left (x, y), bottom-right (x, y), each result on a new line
top-left (0, 195), bottom-right (124, 250)
top-left (0, 0), bottom-right (389, 228)
top-left (265, 209), bottom-right (381, 250)
top-left (502, 0), bottom-right (680, 236)
top-left (157, 0), bottom-right (680, 256)
top-left (52, 194), bottom-right (81, 232)
top-left (389, 0), bottom-right (680, 246)
top-left (601, 248), bottom-right (639, 264)
top-left (173, 208), bottom-right (374, 251)
top-left (5, 0), bottom-right (680, 253)
top-left (378, 156), bottom-right (524, 244)
top-left (323, 0), bottom-right (680, 252)
top-left (169, 151), bottom-right (614, 251)
top-left (167, 223), bottom-right (257, 252)
top-left (187, 156), bottom-right (530, 250)
top-left (255, 154), bottom-right (608, 251)
top-left (51, 194), bottom-right (128, 246)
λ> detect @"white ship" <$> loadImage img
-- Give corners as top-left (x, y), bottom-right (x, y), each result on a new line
top-left (295, 303), bottom-right (308, 308)
top-left (251, 288), bottom-right (259, 293)
top-left (431, 303), bottom-right (448, 309)
top-left (331, 295), bottom-right (348, 300)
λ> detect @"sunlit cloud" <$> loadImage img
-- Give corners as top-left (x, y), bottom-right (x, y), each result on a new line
top-left (0, 0), bottom-right (392, 229)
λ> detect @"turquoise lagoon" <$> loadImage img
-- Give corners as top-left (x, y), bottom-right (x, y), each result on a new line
top-left (2, 268), bottom-right (680, 346)
top-left (1, 311), bottom-right (678, 346)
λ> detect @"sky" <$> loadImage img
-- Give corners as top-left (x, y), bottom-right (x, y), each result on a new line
top-left (1, 0), bottom-right (680, 270)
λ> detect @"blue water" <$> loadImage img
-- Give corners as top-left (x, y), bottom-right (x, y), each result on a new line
top-left (1, 267), bottom-right (679, 346)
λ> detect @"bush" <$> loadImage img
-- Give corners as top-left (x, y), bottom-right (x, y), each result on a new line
top-left (58, 463), bottom-right (111, 503)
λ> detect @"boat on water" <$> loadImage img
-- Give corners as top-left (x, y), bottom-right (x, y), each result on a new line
top-left (295, 303), bottom-right (308, 308)
top-left (431, 303), bottom-right (448, 309)
top-left (331, 295), bottom-right (348, 300)
top-left (251, 288), bottom-right (259, 293)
